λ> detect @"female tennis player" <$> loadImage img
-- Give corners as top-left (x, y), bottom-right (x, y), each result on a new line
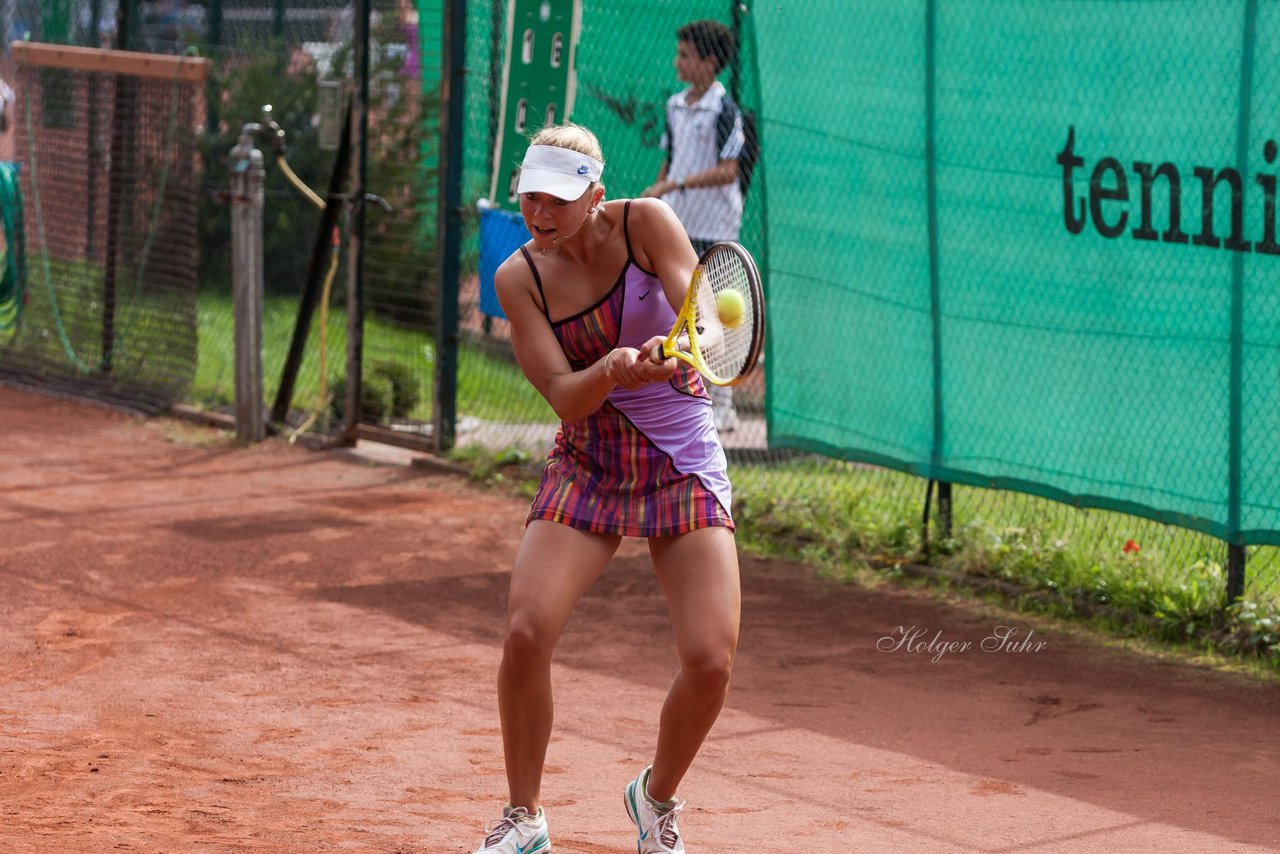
top-left (472, 123), bottom-right (740, 854)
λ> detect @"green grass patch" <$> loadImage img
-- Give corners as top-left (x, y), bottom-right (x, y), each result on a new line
top-left (3, 257), bottom-right (195, 388)
top-left (193, 292), bottom-right (552, 425)
top-left (730, 456), bottom-right (1280, 670)
top-left (733, 458), bottom-right (922, 571)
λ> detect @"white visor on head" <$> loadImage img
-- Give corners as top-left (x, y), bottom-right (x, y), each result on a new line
top-left (517, 144), bottom-right (604, 201)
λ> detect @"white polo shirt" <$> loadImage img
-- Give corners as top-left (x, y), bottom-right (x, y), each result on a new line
top-left (659, 81), bottom-right (745, 244)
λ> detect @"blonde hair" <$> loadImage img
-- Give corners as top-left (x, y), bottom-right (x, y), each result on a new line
top-left (529, 122), bottom-right (605, 165)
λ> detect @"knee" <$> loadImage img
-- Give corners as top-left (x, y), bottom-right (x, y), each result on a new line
top-left (680, 646), bottom-right (735, 693)
top-left (503, 612), bottom-right (558, 666)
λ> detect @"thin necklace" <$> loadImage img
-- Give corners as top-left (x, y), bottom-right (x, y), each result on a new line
top-left (538, 209), bottom-right (595, 256)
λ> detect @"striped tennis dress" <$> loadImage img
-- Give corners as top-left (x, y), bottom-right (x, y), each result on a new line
top-left (521, 203), bottom-right (733, 537)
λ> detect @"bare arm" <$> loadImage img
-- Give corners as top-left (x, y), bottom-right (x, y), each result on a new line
top-left (642, 158), bottom-right (738, 199)
top-left (642, 158), bottom-right (672, 199)
top-left (494, 252), bottom-right (674, 423)
top-left (627, 198), bottom-right (699, 312)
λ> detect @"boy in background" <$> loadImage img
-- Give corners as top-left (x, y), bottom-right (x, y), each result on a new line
top-left (643, 19), bottom-right (745, 433)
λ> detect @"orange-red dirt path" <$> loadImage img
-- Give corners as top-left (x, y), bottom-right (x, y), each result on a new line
top-left (1, 384), bottom-right (1278, 852)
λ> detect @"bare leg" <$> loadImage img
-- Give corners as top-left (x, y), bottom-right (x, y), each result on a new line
top-left (644, 526), bottom-right (740, 802)
top-left (500, 521), bottom-right (620, 812)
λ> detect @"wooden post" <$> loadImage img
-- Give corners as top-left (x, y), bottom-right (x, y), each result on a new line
top-left (230, 127), bottom-right (265, 443)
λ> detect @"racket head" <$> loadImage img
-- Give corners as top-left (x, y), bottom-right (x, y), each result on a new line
top-left (675, 241), bottom-right (765, 386)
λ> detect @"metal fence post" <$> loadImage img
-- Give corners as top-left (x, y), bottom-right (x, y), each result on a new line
top-left (434, 0), bottom-right (467, 453)
top-left (924, 0), bottom-right (951, 543)
top-left (205, 0), bottom-right (223, 133)
top-left (342, 0), bottom-right (371, 446)
top-left (230, 125), bottom-right (266, 443)
top-left (1227, 545), bottom-right (1246, 604)
top-left (1225, 0), bottom-right (1259, 607)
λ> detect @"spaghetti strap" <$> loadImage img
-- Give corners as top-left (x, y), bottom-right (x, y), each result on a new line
top-left (622, 201), bottom-right (640, 269)
top-left (519, 245), bottom-right (552, 321)
top-left (622, 200), bottom-right (656, 276)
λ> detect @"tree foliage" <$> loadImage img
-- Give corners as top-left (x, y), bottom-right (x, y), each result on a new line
top-left (198, 51), bottom-right (335, 296)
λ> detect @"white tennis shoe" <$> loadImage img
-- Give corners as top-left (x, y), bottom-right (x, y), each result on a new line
top-left (624, 766), bottom-right (686, 853)
top-left (473, 805), bottom-right (551, 854)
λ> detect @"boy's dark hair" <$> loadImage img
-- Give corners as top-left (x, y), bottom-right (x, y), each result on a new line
top-left (677, 20), bottom-right (737, 73)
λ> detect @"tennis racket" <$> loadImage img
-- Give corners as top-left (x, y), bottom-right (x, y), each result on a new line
top-left (657, 241), bottom-right (765, 386)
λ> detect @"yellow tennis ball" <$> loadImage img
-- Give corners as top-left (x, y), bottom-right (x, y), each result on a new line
top-left (716, 290), bottom-right (746, 328)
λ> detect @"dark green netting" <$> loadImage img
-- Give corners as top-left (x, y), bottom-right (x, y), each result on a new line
top-left (753, 1), bottom-right (1280, 544)
top-left (456, 1), bottom-right (1280, 545)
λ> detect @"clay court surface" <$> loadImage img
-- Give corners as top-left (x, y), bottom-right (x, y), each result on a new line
top-left (2, 383), bottom-right (1279, 853)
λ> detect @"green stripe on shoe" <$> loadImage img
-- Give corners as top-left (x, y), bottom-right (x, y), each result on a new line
top-left (516, 833), bottom-right (548, 853)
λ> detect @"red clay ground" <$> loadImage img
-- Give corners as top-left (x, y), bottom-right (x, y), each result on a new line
top-left (1, 383), bottom-right (1279, 853)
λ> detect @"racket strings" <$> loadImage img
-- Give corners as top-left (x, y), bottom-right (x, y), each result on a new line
top-left (694, 248), bottom-right (759, 383)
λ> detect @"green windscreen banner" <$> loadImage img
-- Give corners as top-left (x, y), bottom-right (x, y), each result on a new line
top-left (454, 0), bottom-right (1278, 543)
top-left (757, 1), bottom-right (1280, 545)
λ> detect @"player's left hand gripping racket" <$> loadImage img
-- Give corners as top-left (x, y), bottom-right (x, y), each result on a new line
top-left (657, 241), bottom-right (765, 386)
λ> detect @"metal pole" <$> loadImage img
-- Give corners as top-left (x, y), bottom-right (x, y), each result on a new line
top-left (87, 0), bottom-right (101, 45)
top-left (924, 0), bottom-right (952, 536)
top-left (921, 478), bottom-right (934, 559)
top-left (938, 481), bottom-right (953, 540)
top-left (206, 0), bottom-right (223, 133)
top-left (85, 0), bottom-right (101, 260)
top-left (482, 0), bottom-right (502, 345)
top-left (101, 0), bottom-right (138, 375)
top-left (729, 0), bottom-right (742, 103)
top-left (230, 126), bottom-right (266, 443)
top-left (121, 0), bottom-right (138, 49)
top-left (920, 480), bottom-right (953, 557)
top-left (433, 0), bottom-right (466, 453)
top-left (273, 97), bottom-right (353, 425)
top-left (1225, 0), bottom-right (1258, 606)
top-left (1227, 545), bottom-right (1246, 604)
top-left (343, 0), bottom-right (371, 444)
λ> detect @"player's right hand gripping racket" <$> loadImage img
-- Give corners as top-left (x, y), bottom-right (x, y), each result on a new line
top-left (658, 241), bottom-right (765, 386)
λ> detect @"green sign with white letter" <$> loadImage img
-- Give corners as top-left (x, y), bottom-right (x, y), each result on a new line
top-left (489, 0), bottom-right (581, 210)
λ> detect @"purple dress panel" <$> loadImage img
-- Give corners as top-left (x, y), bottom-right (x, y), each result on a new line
top-left (609, 263), bottom-right (733, 518)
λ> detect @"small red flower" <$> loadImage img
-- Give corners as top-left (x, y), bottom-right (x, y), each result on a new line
top-left (1123, 539), bottom-right (1140, 554)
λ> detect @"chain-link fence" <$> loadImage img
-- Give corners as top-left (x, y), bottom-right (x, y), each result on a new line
top-left (0, 23), bottom-right (203, 410)
top-left (12, 2), bottom-right (437, 439)
top-left (4, 1), bottom-right (1279, 652)
top-left (448, 0), bottom-right (1280, 635)
top-left (0, 3), bottom-right (439, 432)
